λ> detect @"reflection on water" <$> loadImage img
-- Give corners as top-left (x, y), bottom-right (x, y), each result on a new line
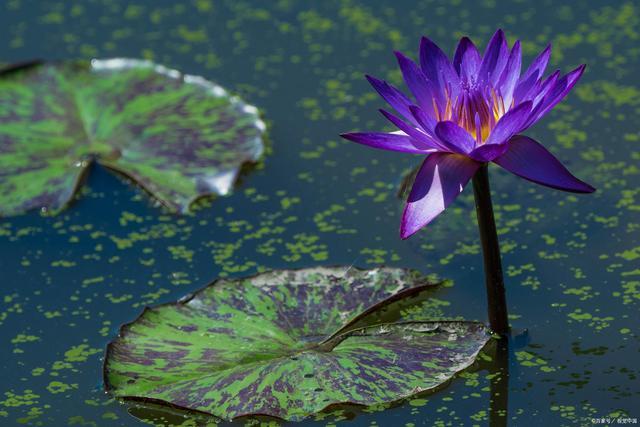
top-left (489, 338), bottom-right (509, 427)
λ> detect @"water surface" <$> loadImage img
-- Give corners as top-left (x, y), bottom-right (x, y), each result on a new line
top-left (1, 1), bottom-right (638, 425)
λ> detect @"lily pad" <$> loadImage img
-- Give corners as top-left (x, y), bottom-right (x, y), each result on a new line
top-left (104, 267), bottom-right (490, 421)
top-left (0, 59), bottom-right (265, 216)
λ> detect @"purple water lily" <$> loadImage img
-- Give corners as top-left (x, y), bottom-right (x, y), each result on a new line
top-left (342, 29), bottom-right (595, 239)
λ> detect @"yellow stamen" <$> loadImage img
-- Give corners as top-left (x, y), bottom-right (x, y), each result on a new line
top-left (432, 97), bottom-right (440, 121)
top-left (438, 88), bottom-right (511, 144)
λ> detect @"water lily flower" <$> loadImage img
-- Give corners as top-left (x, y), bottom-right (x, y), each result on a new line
top-left (342, 29), bottom-right (595, 239)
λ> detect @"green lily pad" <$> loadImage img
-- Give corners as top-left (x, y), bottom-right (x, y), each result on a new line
top-left (104, 267), bottom-right (490, 421)
top-left (0, 59), bottom-right (265, 216)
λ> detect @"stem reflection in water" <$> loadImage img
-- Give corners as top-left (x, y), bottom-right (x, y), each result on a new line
top-left (489, 337), bottom-right (510, 427)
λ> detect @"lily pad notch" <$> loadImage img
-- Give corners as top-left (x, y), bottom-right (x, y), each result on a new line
top-left (104, 267), bottom-right (490, 421)
top-left (0, 58), bottom-right (266, 216)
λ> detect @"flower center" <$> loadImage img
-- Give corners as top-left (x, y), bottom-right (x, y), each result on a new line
top-left (432, 87), bottom-right (511, 144)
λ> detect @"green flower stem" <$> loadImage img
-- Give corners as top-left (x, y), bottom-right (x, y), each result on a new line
top-left (472, 163), bottom-right (509, 336)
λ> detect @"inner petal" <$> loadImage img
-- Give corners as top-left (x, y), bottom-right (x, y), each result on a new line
top-left (448, 86), bottom-right (510, 144)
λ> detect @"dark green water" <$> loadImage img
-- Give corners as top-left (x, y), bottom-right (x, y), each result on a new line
top-left (1, 1), bottom-right (638, 426)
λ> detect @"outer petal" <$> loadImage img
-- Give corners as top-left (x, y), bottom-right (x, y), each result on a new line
top-left (401, 153), bottom-right (480, 239)
top-left (394, 51), bottom-right (436, 116)
top-left (410, 105), bottom-right (451, 152)
top-left (524, 64), bottom-right (586, 127)
top-left (409, 105), bottom-right (436, 134)
top-left (529, 70), bottom-right (560, 107)
top-left (434, 121), bottom-right (477, 154)
top-left (365, 75), bottom-right (418, 126)
top-left (340, 132), bottom-right (433, 154)
top-left (453, 37), bottom-right (481, 83)
top-left (513, 44), bottom-right (551, 103)
top-left (517, 71), bottom-right (560, 130)
top-left (379, 109), bottom-right (441, 150)
top-left (484, 101), bottom-right (532, 145)
top-left (469, 143), bottom-right (509, 162)
top-left (497, 40), bottom-right (522, 108)
top-left (523, 43), bottom-right (552, 80)
top-left (493, 135), bottom-right (595, 193)
top-left (512, 72), bottom-right (538, 105)
top-left (419, 37), bottom-right (460, 105)
top-left (479, 29), bottom-right (509, 85)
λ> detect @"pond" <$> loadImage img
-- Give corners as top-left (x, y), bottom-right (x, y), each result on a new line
top-left (0, 0), bottom-right (638, 426)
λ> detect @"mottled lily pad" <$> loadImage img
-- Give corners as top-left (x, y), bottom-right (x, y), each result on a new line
top-left (0, 59), bottom-right (265, 216)
top-left (104, 267), bottom-right (490, 421)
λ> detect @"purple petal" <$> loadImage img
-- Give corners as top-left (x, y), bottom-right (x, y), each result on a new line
top-left (529, 70), bottom-right (560, 106)
top-left (394, 51), bottom-right (437, 116)
top-left (520, 44), bottom-right (552, 82)
top-left (419, 37), bottom-right (460, 105)
top-left (513, 72), bottom-right (538, 105)
top-left (365, 75), bottom-right (418, 126)
top-left (469, 143), bottom-right (509, 162)
top-left (453, 37), bottom-right (481, 83)
top-left (517, 71), bottom-right (560, 131)
top-left (479, 29), bottom-right (509, 85)
top-left (409, 105), bottom-right (436, 134)
top-left (525, 64), bottom-right (586, 127)
top-left (340, 132), bottom-right (433, 154)
top-left (484, 101), bottom-right (532, 145)
top-left (493, 135), bottom-right (595, 193)
top-left (434, 121), bottom-right (476, 154)
top-left (410, 105), bottom-right (451, 152)
top-left (519, 79), bottom-right (557, 130)
top-left (523, 44), bottom-right (552, 79)
top-left (379, 109), bottom-right (441, 150)
top-left (513, 44), bottom-right (551, 103)
top-left (497, 40), bottom-right (522, 108)
top-left (401, 153), bottom-right (480, 239)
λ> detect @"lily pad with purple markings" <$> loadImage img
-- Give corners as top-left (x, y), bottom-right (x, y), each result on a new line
top-left (104, 267), bottom-right (490, 421)
top-left (0, 59), bottom-right (265, 216)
